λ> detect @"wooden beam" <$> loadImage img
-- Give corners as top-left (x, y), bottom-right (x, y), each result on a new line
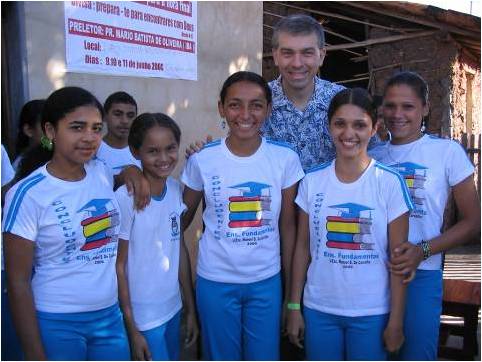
top-left (326, 30), bottom-right (438, 51)
top-left (456, 37), bottom-right (482, 47)
top-left (325, 42), bottom-right (363, 57)
top-left (370, 59), bottom-right (431, 73)
top-left (269, 1), bottom-right (408, 32)
top-left (264, 10), bottom-right (287, 20)
top-left (338, 48), bottom-right (364, 57)
top-left (351, 55), bottom-right (368, 62)
top-left (343, 1), bottom-right (480, 39)
top-left (460, 47), bottom-right (479, 64)
top-left (263, 43), bottom-right (364, 58)
top-left (324, 26), bottom-right (358, 43)
top-left (263, 14), bottom-right (364, 58)
top-left (445, 33), bottom-right (480, 63)
top-left (353, 72), bottom-right (369, 78)
top-left (265, 9), bottom-right (358, 43)
top-left (336, 76), bottom-right (370, 84)
top-left (328, 48), bottom-right (363, 57)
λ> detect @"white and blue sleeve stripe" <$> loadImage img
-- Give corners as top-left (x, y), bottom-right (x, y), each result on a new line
top-left (305, 161), bottom-right (331, 174)
top-left (266, 138), bottom-right (296, 152)
top-left (374, 162), bottom-right (414, 211)
top-left (202, 139), bottom-right (222, 150)
top-left (4, 173), bottom-right (46, 232)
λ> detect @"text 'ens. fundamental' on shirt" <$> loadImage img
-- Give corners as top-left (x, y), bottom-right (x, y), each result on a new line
top-left (3, 160), bottom-right (120, 313)
top-left (181, 137), bottom-right (304, 284)
top-left (296, 159), bottom-right (413, 317)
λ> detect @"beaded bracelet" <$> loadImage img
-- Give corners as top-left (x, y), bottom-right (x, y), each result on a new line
top-left (417, 240), bottom-right (432, 260)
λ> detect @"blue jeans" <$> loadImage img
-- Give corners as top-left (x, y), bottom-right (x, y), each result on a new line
top-left (304, 307), bottom-right (389, 361)
top-left (196, 273), bottom-right (281, 360)
top-left (398, 269), bottom-right (442, 360)
top-left (37, 303), bottom-right (130, 360)
top-left (141, 310), bottom-right (181, 360)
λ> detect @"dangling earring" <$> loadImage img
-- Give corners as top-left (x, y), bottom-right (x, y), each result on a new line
top-left (220, 119), bottom-right (226, 130)
top-left (40, 135), bottom-right (53, 151)
top-left (421, 119), bottom-right (426, 133)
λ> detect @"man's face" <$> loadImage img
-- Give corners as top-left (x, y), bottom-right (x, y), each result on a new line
top-left (105, 102), bottom-right (137, 142)
top-left (272, 31), bottom-right (325, 93)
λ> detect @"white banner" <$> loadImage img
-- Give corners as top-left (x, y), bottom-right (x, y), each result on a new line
top-left (64, 1), bottom-right (197, 80)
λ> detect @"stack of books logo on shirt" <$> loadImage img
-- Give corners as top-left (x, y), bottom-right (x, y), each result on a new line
top-left (326, 203), bottom-right (374, 250)
top-left (389, 162), bottom-right (427, 216)
top-left (78, 199), bottom-right (120, 251)
top-left (228, 182), bottom-right (272, 228)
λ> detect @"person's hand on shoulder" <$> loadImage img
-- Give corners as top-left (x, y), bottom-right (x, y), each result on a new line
top-left (185, 135), bottom-right (213, 158)
top-left (122, 165), bottom-right (151, 210)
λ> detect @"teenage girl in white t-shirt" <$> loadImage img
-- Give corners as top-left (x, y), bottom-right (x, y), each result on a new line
top-left (115, 113), bottom-right (198, 360)
top-left (181, 71), bottom-right (304, 360)
top-left (2, 87), bottom-right (147, 360)
top-left (371, 71), bottom-right (480, 360)
top-left (287, 88), bottom-right (412, 360)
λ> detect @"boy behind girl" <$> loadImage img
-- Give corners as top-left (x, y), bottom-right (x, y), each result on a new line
top-left (96, 91), bottom-right (141, 175)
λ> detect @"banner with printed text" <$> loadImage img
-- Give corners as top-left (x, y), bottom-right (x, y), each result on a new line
top-left (64, 1), bottom-right (197, 80)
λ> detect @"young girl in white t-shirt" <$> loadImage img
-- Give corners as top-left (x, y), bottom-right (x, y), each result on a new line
top-left (370, 71), bottom-right (480, 360)
top-left (115, 113), bottom-right (198, 361)
top-left (2, 87), bottom-right (133, 360)
top-left (181, 71), bottom-right (304, 360)
top-left (287, 88), bottom-right (413, 360)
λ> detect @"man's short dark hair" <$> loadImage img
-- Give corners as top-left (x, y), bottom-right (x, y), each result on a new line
top-left (104, 91), bottom-right (137, 114)
top-left (271, 13), bottom-right (325, 49)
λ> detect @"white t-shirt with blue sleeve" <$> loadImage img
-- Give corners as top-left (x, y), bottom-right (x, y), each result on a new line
top-left (115, 177), bottom-right (186, 331)
top-left (95, 140), bottom-right (141, 177)
top-left (181, 137), bottom-right (304, 284)
top-left (2, 160), bottom-right (119, 313)
top-left (370, 134), bottom-right (475, 270)
top-left (296, 159), bottom-right (413, 317)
